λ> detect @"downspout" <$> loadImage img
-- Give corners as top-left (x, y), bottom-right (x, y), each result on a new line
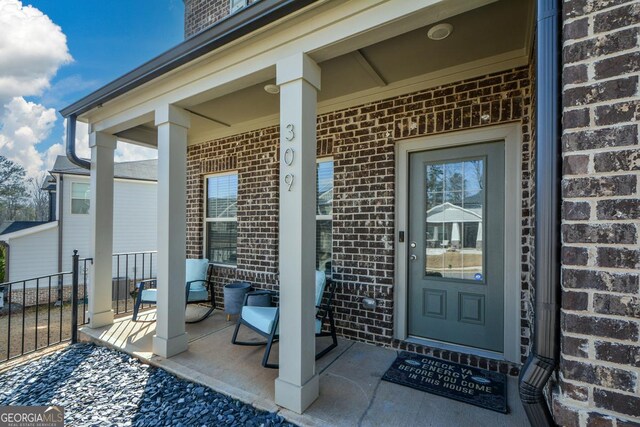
top-left (57, 174), bottom-right (64, 275)
top-left (518, 0), bottom-right (561, 426)
top-left (65, 115), bottom-right (91, 170)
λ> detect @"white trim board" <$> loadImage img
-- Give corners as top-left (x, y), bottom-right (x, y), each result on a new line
top-left (394, 122), bottom-right (523, 364)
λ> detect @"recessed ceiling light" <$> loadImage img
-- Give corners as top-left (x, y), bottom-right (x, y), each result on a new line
top-left (428, 23), bottom-right (453, 41)
top-left (264, 84), bottom-right (280, 94)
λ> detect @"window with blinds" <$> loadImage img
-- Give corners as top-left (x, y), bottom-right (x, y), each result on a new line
top-left (205, 173), bottom-right (238, 266)
top-left (317, 159), bottom-right (333, 274)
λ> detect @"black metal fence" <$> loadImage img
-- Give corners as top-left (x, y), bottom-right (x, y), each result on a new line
top-left (0, 250), bottom-right (157, 363)
top-left (111, 251), bottom-right (157, 316)
top-left (0, 251), bottom-right (82, 363)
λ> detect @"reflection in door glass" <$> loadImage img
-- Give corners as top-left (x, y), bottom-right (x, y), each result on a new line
top-left (425, 158), bottom-right (484, 281)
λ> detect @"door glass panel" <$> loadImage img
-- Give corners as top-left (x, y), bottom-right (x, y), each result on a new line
top-left (425, 158), bottom-right (484, 281)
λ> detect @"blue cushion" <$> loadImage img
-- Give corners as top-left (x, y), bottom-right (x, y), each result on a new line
top-left (140, 288), bottom-right (157, 303)
top-left (241, 306), bottom-right (278, 334)
top-left (186, 259), bottom-right (209, 292)
top-left (315, 270), bottom-right (326, 307)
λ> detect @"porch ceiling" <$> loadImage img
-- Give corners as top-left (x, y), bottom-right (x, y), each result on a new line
top-left (122, 0), bottom-right (533, 146)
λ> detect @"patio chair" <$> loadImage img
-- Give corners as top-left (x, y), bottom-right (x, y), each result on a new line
top-left (132, 258), bottom-right (216, 323)
top-left (231, 270), bottom-right (338, 369)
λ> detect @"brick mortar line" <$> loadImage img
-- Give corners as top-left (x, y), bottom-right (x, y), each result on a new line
top-left (562, 170), bottom-right (640, 179)
top-left (562, 331), bottom-right (640, 348)
top-left (562, 72), bottom-right (640, 89)
top-left (558, 372), bottom-right (640, 399)
top-left (562, 94), bottom-right (640, 108)
top-left (561, 144), bottom-right (640, 155)
top-left (561, 242), bottom-right (639, 249)
top-left (562, 48), bottom-right (640, 69)
top-left (561, 353), bottom-right (640, 373)
top-left (562, 308), bottom-right (640, 325)
top-left (561, 265), bottom-right (640, 274)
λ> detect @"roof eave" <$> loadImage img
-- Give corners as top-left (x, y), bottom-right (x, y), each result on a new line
top-left (60, 0), bottom-right (318, 119)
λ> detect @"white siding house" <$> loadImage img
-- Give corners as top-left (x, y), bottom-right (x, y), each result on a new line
top-left (0, 156), bottom-right (157, 284)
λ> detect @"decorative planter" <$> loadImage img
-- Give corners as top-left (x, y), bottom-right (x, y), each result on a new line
top-left (223, 282), bottom-right (251, 316)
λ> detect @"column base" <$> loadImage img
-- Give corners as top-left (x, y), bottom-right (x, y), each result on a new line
top-left (152, 332), bottom-right (189, 358)
top-left (275, 374), bottom-right (319, 414)
top-left (88, 310), bottom-right (114, 328)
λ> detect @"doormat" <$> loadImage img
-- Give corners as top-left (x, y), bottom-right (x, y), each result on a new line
top-left (382, 352), bottom-right (508, 413)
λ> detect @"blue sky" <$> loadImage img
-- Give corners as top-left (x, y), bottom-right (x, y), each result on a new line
top-left (28, 0), bottom-right (185, 152)
top-left (0, 0), bottom-right (185, 177)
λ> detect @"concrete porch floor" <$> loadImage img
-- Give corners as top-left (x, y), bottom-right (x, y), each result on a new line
top-left (80, 308), bottom-right (529, 427)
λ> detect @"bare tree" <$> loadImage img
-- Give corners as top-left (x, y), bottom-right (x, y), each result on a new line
top-left (0, 156), bottom-right (30, 223)
top-left (30, 173), bottom-right (51, 221)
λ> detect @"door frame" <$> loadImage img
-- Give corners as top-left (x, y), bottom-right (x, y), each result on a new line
top-left (394, 123), bottom-right (522, 363)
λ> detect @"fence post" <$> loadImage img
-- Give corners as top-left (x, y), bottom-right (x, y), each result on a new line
top-left (71, 250), bottom-right (79, 344)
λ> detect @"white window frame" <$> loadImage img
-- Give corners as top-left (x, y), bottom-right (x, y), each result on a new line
top-left (70, 181), bottom-right (90, 215)
top-left (316, 157), bottom-right (333, 272)
top-left (203, 171), bottom-right (238, 267)
top-left (230, 0), bottom-right (247, 14)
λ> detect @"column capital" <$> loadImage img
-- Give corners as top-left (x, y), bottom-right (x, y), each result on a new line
top-left (155, 104), bottom-right (191, 129)
top-left (89, 131), bottom-right (117, 150)
top-left (276, 53), bottom-right (321, 90)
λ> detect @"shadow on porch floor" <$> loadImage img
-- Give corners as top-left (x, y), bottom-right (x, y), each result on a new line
top-left (80, 308), bottom-right (529, 427)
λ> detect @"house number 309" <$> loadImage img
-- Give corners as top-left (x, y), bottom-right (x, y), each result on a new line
top-left (284, 123), bottom-right (295, 191)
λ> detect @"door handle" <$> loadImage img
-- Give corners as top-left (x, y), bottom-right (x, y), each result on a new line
top-left (410, 254), bottom-right (417, 261)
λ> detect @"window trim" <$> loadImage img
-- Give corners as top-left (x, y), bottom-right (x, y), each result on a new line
top-left (203, 171), bottom-right (238, 267)
top-left (229, 0), bottom-right (247, 14)
top-left (70, 181), bottom-right (90, 215)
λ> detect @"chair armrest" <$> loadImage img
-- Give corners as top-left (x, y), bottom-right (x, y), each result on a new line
top-left (137, 279), bottom-right (157, 290)
top-left (243, 289), bottom-right (277, 306)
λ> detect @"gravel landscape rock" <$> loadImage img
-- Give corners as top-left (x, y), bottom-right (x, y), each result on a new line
top-left (0, 344), bottom-right (296, 427)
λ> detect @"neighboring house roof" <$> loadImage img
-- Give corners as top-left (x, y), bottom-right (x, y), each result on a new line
top-left (41, 175), bottom-right (56, 191)
top-left (50, 156), bottom-right (158, 182)
top-left (59, 0), bottom-right (315, 118)
top-left (426, 202), bottom-right (482, 223)
top-left (0, 221), bottom-right (58, 241)
top-left (0, 221), bottom-right (48, 236)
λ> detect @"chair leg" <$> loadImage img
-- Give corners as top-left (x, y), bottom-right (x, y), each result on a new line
top-left (262, 330), bottom-right (279, 369)
top-left (132, 294), bottom-right (142, 322)
top-left (185, 305), bottom-right (215, 324)
top-left (315, 309), bottom-right (338, 360)
top-left (231, 319), bottom-right (270, 346)
top-left (231, 317), bottom-right (242, 344)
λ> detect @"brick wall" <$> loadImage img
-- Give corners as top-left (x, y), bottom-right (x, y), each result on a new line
top-left (186, 65), bottom-right (534, 375)
top-left (557, 0), bottom-right (640, 425)
top-left (184, 0), bottom-right (259, 38)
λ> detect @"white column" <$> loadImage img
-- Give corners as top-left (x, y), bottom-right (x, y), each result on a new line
top-left (451, 222), bottom-right (460, 249)
top-left (88, 131), bottom-right (116, 328)
top-left (152, 105), bottom-right (190, 358)
top-left (275, 53), bottom-right (321, 414)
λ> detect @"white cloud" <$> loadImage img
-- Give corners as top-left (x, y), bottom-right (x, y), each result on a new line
top-left (114, 142), bottom-right (157, 163)
top-left (0, 97), bottom-right (57, 177)
top-left (44, 120), bottom-right (157, 172)
top-left (0, 0), bottom-right (72, 106)
top-left (0, 1), bottom-right (156, 177)
top-left (0, 0), bottom-right (73, 178)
